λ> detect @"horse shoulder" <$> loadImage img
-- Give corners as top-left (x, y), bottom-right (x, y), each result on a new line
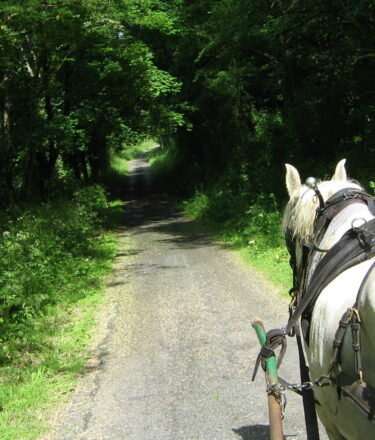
top-left (308, 260), bottom-right (375, 439)
top-left (358, 260), bottom-right (375, 385)
top-left (308, 260), bottom-right (375, 373)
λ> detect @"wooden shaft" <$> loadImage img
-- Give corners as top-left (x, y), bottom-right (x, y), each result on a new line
top-left (252, 318), bottom-right (284, 440)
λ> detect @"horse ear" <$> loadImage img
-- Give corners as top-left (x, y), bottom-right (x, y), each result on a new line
top-left (332, 159), bottom-right (347, 181)
top-left (285, 164), bottom-right (302, 199)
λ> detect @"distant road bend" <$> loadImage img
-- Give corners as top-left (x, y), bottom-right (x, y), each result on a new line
top-left (47, 151), bottom-right (327, 440)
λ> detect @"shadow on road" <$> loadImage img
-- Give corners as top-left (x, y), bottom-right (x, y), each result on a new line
top-left (232, 424), bottom-right (269, 439)
top-left (121, 195), bottom-right (233, 253)
top-left (122, 153), bottom-right (223, 250)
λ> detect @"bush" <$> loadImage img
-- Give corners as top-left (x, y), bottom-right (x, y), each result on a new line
top-left (182, 181), bottom-right (285, 251)
top-left (0, 185), bottom-right (111, 364)
top-left (73, 184), bottom-right (109, 225)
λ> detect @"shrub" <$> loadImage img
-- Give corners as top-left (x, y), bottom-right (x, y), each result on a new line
top-left (0, 185), bottom-right (111, 364)
top-left (73, 185), bottom-right (109, 223)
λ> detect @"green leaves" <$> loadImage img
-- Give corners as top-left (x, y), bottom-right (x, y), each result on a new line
top-left (0, 186), bottom-right (112, 363)
top-left (0, 0), bottom-right (184, 200)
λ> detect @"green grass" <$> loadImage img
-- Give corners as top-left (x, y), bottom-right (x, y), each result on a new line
top-left (111, 153), bottom-right (129, 175)
top-left (99, 152), bottom-right (129, 198)
top-left (148, 146), bottom-right (174, 175)
top-left (121, 138), bottom-right (158, 160)
top-left (105, 199), bottom-right (126, 228)
top-left (238, 242), bottom-right (291, 292)
top-left (0, 233), bottom-right (117, 440)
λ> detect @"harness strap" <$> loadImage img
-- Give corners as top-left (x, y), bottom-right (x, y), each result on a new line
top-left (286, 218), bottom-right (375, 337)
top-left (341, 381), bottom-right (375, 422)
top-left (351, 316), bottom-right (362, 382)
top-left (295, 324), bottom-right (321, 440)
top-left (252, 345), bottom-right (275, 382)
top-left (331, 308), bottom-right (352, 367)
top-left (252, 328), bottom-right (287, 381)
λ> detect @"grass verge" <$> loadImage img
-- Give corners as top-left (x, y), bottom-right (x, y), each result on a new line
top-left (0, 188), bottom-right (125, 440)
top-left (0, 234), bottom-right (117, 440)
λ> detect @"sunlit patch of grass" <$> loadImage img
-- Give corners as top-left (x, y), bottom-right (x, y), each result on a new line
top-left (99, 153), bottom-right (128, 198)
top-left (238, 243), bottom-right (292, 292)
top-left (148, 146), bottom-right (172, 174)
top-left (121, 138), bottom-right (158, 160)
top-left (0, 367), bottom-right (68, 440)
top-left (111, 154), bottom-right (129, 175)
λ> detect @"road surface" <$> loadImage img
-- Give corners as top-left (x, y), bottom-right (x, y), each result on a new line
top-left (46, 153), bottom-right (327, 439)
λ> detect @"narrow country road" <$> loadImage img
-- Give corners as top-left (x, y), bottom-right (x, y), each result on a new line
top-left (46, 153), bottom-right (328, 440)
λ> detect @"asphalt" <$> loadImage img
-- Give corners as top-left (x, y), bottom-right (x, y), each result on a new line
top-left (46, 153), bottom-right (328, 440)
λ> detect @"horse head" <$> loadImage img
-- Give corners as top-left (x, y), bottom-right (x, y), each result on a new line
top-left (282, 160), bottom-right (363, 268)
top-left (283, 159), bottom-right (363, 238)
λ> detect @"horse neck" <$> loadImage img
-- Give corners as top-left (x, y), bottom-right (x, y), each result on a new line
top-left (306, 202), bottom-right (375, 283)
top-left (320, 202), bottom-right (375, 250)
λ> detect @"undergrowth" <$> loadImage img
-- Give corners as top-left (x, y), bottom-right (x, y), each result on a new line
top-left (0, 184), bottom-right (120, 439)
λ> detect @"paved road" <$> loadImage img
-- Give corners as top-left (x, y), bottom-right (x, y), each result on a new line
top-left (47, 154), bottom-right (328, 439)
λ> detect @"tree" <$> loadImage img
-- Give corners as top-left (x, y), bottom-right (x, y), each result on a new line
top-left (0, 0), bottom-right (184, 202)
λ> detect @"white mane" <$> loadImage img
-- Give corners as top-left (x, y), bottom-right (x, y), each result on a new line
top-left (282, 179), bottom-right (362, 240)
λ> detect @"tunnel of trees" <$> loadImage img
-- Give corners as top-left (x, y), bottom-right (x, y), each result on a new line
top-left (0, 0), bottom-right (183, 205)
top-left (1, 0), bottom-right (374, 207)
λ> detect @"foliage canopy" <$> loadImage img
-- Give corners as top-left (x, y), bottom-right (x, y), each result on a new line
top-left (0, 0), bottom-right (183, 202)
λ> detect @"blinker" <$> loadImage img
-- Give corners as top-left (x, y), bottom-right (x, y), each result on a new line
top-left (305, 177), bottom-right (325, 211)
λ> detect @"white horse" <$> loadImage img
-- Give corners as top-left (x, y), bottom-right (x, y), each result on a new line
top-left (283, 159), bottom-right (375, 439)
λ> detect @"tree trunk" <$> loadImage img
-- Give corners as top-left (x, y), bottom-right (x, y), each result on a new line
top-left (0, 72), bottom-right (14, 204)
